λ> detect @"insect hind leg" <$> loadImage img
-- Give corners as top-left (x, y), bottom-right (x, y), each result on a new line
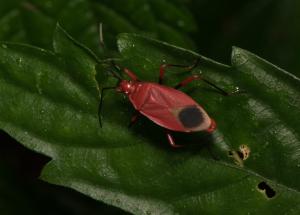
top-left (166, 131), bottom-right (185, 148)
top-left (158, 59), bottom-right (199, 84)
top-left (174, 74), bottom-right (243, 96)
top-left (128, 111), bottom-right (141, 128)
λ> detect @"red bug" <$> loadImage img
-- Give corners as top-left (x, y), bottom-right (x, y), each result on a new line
top-left (99, 60), bottom-right (235, 147)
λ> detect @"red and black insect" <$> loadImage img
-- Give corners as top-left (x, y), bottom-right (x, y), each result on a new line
top-left (99, 60), bottom-right (236, 147)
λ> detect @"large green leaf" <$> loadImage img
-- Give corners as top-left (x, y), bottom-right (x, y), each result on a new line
top-left (1, 26), bottom-right (300, 215)
top-left (2, 0), bottom-right (299, 74)
top-left (0, 0), bottom-right (196, 54)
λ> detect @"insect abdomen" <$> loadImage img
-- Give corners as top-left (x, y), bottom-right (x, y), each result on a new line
top-left (178, 105), bottom-right (204, 128)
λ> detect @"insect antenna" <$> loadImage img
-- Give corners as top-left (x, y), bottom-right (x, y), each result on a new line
top-left (109, 62), bottom-right (122, 81)
top-left (97, 23), bottom-right (124, 127)
top-left (98, 23), bottom-right (105, 50)
top-left (98, 65), bottom-right (122, 127)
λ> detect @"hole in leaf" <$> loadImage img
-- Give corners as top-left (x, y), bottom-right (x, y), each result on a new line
top-left (257, 181), bottom-right (276, 198)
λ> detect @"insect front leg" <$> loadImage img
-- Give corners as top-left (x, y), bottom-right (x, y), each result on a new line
top-left (123, 68), bottom-right (139, 81)
top-left (166, 131), bottom-right (184, 148)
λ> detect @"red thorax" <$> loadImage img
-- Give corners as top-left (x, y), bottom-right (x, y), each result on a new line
top-left (117, 80), bottom-right (137, 95)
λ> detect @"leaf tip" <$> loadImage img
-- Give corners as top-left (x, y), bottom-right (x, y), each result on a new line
top-left (54, 22), bottom-right (67, 38)
top-left (53, 22), bottom-right (66, 51)
top-left (55, 22), bottom-right (62, 29)
top-left (231, 46), bottom-right (249, 67)
top-left (231, 46), bottom-right (243, 58)
top-left (54, 22), bottom-right (68, 38)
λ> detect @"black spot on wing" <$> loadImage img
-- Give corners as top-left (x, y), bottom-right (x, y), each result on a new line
top-left (178, 105), bottom-right (203, 128)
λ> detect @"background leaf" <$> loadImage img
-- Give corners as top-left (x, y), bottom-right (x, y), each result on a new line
top-left (1, 0), bottom-right (299, 74)
top-left (0, 0), bottom-right (196, 56)
top-left (1, 25), bottom-right (300, 214)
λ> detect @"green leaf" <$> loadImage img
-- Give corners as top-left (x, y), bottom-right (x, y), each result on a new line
top-left (231, 47), bottom-right (300, 189)
top-left (1, 28), bottom-right (300, 215)
top-left (53, 24), bottom-right (100, 98)
top-left (149, 0), bottom-right (197, 32)
top-left (156, 22), bottom-right (196, 50)
top-left (0, 0), bottom-right (197, 56)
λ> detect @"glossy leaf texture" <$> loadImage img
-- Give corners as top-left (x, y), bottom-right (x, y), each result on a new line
top-left (1, 0), bottom-right (299, 75)
top-left (1, 26), bottom-right (300, 215)
top-left (0, 0), bottom-right (196, 55)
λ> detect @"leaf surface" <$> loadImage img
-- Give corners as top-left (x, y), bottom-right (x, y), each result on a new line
top-left (1, 28), bottom-right (300, 215)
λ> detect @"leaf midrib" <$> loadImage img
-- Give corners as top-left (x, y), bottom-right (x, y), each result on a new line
top-left (217, 159), bottom-right (300, 194)
top-left (51, 139), bottom-right (300, 196)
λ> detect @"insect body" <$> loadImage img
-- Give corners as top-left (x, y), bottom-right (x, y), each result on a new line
top-left (119, 80), bottom-right (215, 132)
top-left (100, 61), bottom-right (232, 147)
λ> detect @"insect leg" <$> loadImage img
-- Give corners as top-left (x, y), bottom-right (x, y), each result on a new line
top-left (174, 74), bottom-right (239, 96)
top-left (104, 60), bottom-right (136, 81)
top-left (159, 59), bottom-right (199, 84)
top-left (166, 132), bottom-right (184, 148)
top-left (98, 87), bottom-right (116, 128)
top-left (123, 68), bottom-right (139, 81)
top-left (128, 111), bottom-right (141, 128)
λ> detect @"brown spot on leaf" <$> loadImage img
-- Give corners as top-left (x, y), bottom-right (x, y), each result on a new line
top-left (239, 144), bottom-right (250, 160)
top-left (228, 144), bottom-right (250, 166)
